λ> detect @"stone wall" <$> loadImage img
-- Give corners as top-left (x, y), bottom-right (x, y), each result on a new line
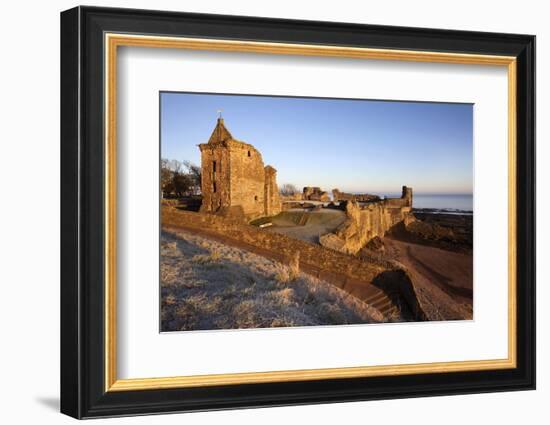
top-left (163, 206), bottom-right (389, 286)
top-left (280, 193), bottom-right (303, 202)
top-left (228, 141), bottom-right (266, 219)
top-left (303, 186), bottom-right (330, 202)
top-left (199, 118), bottom-right (282, 221)
top-left (320, 186), bottom-right (413, 255)
top-left (199, 143), bottom-right (232, 213)
top-left (383, 186), bottom-right (413, 207)
top-left (264, 166), bottom-right (282, 216)
top-left (162, 206), bottom-right (426, 321)
top-left (332, 189), bottom-right (381, 203)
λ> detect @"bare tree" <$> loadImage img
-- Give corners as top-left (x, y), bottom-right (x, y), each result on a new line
top-left (280, 183), bottom-right (299, 196)
top-left (170, 159), bottom-right (183, 174)
top-left (161, 159), bottom-right (202, 198)
top-left (160, 158), bottom-right (174, 198)
top-left (183, 160), bottom-right (202, 194)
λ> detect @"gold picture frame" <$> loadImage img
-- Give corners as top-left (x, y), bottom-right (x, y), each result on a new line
top-left (61, 6), bottom-right (535, 419)
top-left (104, 33), bottom-right (517, 392)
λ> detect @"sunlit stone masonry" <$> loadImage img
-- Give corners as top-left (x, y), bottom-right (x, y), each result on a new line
top-left (199, 117), bottom-right (282, 221)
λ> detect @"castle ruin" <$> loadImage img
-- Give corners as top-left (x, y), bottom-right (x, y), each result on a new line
top-left (332, 189), bottom-right (380, 203)
top-left (302, 186), bottom-right (330, 202)
top-left (197, 117), bottom-right (414, 255)
top-left (199, 118), bottom-right (281, 221)
top-left (320, 186), bottom-right (414, 254)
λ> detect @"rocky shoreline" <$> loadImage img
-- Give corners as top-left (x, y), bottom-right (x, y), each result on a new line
top-left (388, 209), bottom-right (473, 254)
top-left (413, 207), bottom-right (473, 215)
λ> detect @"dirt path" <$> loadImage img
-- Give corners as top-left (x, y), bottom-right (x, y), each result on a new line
top-left (384, 237), bottom-right (473, 320)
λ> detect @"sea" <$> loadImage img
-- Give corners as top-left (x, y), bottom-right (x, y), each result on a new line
top-left (412, 194), bottom-right (473, 212)
top-left (377, 193), bottom-right (473, 213)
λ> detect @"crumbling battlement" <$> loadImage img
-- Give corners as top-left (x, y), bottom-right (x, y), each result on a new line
top-left (280, 193), bottom-right (303, 202)
top-left (303, 186), bottom-right (330, 202)
top-left (382, 186), bottom-right (413, 208)
top-left (332, 189), bottom-right (381, 203)
top-left (320, 186), bottom-right (413, 255)
top-left (264, 165), bottom-right (281, 217)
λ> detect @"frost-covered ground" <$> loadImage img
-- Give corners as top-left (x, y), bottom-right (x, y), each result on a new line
top-left (161, 229), bottom-right (379, 332)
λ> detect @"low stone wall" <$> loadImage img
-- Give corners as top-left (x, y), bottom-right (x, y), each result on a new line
top-left (161, 198), bottom-right (180, 207)
top-left (332, 189), bottom-right (380, 203)
top-left (163, 206), bottom-right (388, 283)
top-left (280, 193), bottom-right (303, 202)
top-left (320, 187), bottom-right (413, 255)
top-left (162, 206), bottom-right (426, 321)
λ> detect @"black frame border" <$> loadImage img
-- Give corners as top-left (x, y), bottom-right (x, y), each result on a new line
top-left (60, 6), bottom-right (535, 419)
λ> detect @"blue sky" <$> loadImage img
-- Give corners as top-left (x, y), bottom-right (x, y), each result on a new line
top-left (160, 92), bottom-right (473, 195)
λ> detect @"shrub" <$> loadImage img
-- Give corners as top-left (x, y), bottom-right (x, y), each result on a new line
top-left (192, 249), bottom-right (222, 264)
top-left (274, 264), bottom-right (299, 284)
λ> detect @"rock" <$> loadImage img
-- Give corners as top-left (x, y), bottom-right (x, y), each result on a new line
top-left (366, 236), bottom-right (385, 252)
top-left (319, 233), bottom-right (347, 253)
top-left (405, 219), bottom-right (455, 241)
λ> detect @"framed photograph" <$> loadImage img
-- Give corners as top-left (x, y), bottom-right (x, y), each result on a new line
top-left (60, 6), bottom-right (535, 419)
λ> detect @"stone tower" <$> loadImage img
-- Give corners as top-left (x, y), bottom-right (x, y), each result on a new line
top-left (401, 185), bottom-right (413, 207)
top-left (198, 118), bottom-right (281, 221)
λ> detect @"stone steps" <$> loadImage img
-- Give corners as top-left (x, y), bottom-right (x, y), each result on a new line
top-left (343, 279), bottom-right (402, 317)
top-left (371, 298), bottom-right (396, 314)
top-left (297, 212), bottom-right (309, 226)
top-left (364, 291), bottom-right (388, 306)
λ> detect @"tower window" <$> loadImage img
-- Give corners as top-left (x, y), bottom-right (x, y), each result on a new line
top-left (213, 182), bottom-right (217, 193)
top-left (247, 150), bottom-right (251, 157)
top-left (212, 160), bottom-right (216, 173)
top-left (254, 195), bottom-right (258, 201)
